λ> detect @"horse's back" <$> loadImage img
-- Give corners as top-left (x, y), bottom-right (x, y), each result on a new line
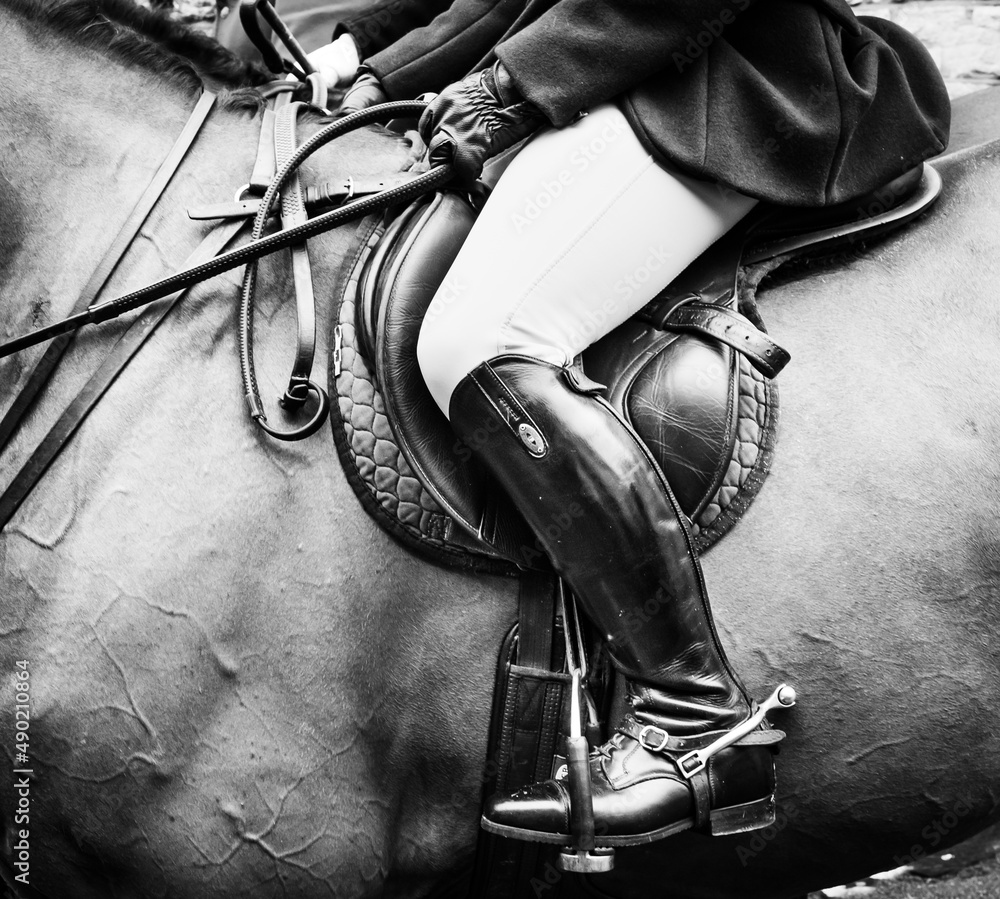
top-left (944, 88), bottom-right (1000, 155)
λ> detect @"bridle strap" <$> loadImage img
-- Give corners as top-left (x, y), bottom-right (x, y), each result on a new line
top-left (275, 102), bottom-right (316, 407)
top-left (0, 103), bottom-right (450, 363)
top-left (0, 99), bottom-right (449, 507)
top-left (0, 91), bottom-right (217, 457)
top-left (239, 0), bottom-right (315, 81)
top-left (0, 218), bottom-right (245, 531)
top-left (239, 97), bottom-right (326, 438)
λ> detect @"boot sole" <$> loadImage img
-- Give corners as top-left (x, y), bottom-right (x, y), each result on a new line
top-left (481, 795), bottom-right (776, 847)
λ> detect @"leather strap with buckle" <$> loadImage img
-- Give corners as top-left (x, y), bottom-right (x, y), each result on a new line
top-left (620, 685), bottom-right (794, 779)
top-left (621, 718), bottom-right (783, 754)
top-left (187, 176), bottom-right (419, 220)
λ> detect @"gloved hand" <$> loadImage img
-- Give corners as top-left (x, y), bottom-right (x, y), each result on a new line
top-left (307, 33), bottom-right (361, 90)
top-left (418, 62), bottom-right (545, 188)
top-left (338, 68), bottom-right (389, 116)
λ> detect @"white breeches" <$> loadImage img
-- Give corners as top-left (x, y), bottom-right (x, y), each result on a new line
top-left (416, 103), bottom-right (757, 419)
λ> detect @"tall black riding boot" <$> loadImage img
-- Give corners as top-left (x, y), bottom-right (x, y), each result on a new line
top-left (449, 355), bottom-right (784, 846)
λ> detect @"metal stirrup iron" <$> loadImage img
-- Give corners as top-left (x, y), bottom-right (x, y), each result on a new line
top-left (556, 583), bottom-right (615, 874)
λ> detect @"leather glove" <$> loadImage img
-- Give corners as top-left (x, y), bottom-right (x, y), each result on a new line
top-left (338, 68), bottom-right (389, 116)
top-left (418, 62), bottom-right (545, 188)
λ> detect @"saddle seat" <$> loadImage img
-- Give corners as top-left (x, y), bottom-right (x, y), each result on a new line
top-left (337, 163), bottom-right (941, 569)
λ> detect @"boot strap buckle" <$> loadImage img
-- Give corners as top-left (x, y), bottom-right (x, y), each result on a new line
top-left (676, 750), bottom-right (707, 779)
top-left (637, 724), bottom-right (670, 752)
top-left (675, 683), bottom-right (797, 781)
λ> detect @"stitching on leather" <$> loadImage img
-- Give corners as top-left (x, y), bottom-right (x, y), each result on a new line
top-left (676, 305), bottom-right (782, 374)
top-left (610, 739), bottom-right (641, 787)
top-left (476, 362), bottom-right (547, 451)
top-left (553, 780), bottom-right (572, 833)
top-left (468, 366), bottom-right (518, 441)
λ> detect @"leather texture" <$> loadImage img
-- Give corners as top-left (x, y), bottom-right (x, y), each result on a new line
top-left (586, 325), bottom-right (740, 524)
top-left (328, 166), bottom-right (935, 570)
top-left (338, 68), bottom-right (388, 116)
top-left (340, 193), bottom-right (777, 568)
top-left (418, 62), bottom-right (544, 188)
top-left (373, 191), bottom-right (541, 564)
top-left (450, 357), bottom-right (751, 725)
top-left (449, 355), bottom-right (775, 843)
top-left (486, 735), bottom-right (776, 844)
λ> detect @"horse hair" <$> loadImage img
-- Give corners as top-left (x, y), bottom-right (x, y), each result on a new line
top-left (7, 0), bottom-right (269, 105)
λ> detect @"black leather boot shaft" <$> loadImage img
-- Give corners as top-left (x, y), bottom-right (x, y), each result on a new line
top-left (448, 356), bottom-right (752, 735)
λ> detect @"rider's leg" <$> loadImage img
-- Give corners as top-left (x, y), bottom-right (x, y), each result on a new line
top-left (416, 104), bottom-right (775, 845)
top-left (418, 104), bottom-right (756, 417)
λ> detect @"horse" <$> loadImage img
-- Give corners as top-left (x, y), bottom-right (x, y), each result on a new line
top-left (3, 2), bottom-right (1000, 897)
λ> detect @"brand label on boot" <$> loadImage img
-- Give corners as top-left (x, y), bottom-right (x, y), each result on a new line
top-left (518, 423), bottom-right (545, 457)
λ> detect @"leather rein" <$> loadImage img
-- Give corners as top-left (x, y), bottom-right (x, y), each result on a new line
top-left (0, 89), bottom-right (449, 530)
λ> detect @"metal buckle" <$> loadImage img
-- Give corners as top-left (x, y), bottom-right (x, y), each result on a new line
top-left (675, 750), bottom-right (707, 780)
top-left (638, 724), bottom-right (670, 753)
top-left (332, 325), bottom-right (343, 377)
top-left (674, 684), bottom-right (797, 780)
top-left (337, 176), bottom-right (355, 207)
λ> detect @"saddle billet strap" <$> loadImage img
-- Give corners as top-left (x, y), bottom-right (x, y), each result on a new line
top-left (666, 302), bottom-right (789, 378)
top-left (638, 163), bottom-right (942, 365)
top-left (0, 91), bottom-right (217, 457)
top-left (471, 571), bottom-right (569, 898)
top-left (517, 570), bottom-right (557, 670)
top-left (0, 218), bottom-right (246, 532)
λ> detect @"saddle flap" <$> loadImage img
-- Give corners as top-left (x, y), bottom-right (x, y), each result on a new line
top-left (584, 321), bottom-right (739, 522)
top-left (357, 197), bottom-right (429, 364)
top-left (372, 192), bottom-right (542, 566)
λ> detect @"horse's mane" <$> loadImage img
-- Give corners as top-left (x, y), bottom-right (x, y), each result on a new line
top-left (8, 0), bottom-right (268, 99)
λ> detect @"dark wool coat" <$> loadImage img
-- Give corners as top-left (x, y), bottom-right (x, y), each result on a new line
top-left (339, 0), bottom-right (949, 206)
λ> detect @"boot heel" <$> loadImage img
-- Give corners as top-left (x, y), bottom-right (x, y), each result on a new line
top-left (708, 795), bottom-right (775, 836)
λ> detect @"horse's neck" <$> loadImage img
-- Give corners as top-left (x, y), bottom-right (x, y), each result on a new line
top-left (0, 13), bottom-right (257, 332)
top-left (0, 9), bottom-right (268, 474)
